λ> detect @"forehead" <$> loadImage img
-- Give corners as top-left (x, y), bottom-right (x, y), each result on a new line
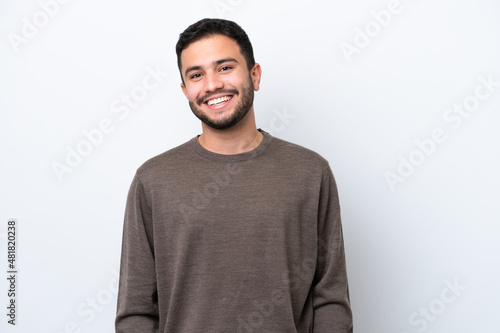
top-left (180, 35), bottom-right (244, 69)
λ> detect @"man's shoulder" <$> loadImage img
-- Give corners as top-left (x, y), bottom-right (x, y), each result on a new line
top-left (267, 134), bottom-right (330, 170)
top-left (135, 137), bottom-right (195, 179)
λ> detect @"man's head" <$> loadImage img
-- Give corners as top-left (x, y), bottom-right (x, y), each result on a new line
top-left (176, 18), bottom-right (255, 84)
top-left (176, 19), bottom-right (261, 131)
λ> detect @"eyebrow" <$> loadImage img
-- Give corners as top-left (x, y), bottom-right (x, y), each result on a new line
top-left (184, 58), bottom-right (239, 78)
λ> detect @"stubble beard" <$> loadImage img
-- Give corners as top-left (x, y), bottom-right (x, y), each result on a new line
top-left (188, 76), bottom-right (254, 130)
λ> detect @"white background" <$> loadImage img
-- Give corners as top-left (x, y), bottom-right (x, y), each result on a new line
top-left (1, 0), bottom-right (499, 332)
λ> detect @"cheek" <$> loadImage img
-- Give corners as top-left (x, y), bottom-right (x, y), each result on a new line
top-left (184, 86), bottom-right (200, 101)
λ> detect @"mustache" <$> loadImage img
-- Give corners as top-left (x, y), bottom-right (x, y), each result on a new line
top-left (196, 89), bottom-right (239, 105)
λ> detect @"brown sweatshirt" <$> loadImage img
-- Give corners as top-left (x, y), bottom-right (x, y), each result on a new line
top-left (116, 130), bottom-right (353, 332)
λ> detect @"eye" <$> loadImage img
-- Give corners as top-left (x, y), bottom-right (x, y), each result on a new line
top-left (190, 73), bottom-right (202, 80)
top-left (220, 66), bottom-right (232, 72)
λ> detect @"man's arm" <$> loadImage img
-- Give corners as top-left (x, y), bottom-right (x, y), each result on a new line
top-left (115, 174), bottom-right (159, 333)
top-left (312, 166), bottom-right (353, 332)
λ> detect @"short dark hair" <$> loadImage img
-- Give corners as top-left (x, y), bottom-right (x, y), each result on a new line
top-left (176, 18), bottom-right (255, 83)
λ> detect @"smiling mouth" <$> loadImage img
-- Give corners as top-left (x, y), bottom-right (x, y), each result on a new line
top-left (206, 95), bottom-right (233, 106)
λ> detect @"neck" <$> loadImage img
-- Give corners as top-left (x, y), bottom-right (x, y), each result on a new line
top-left (198, 108), bottom-right (263, 155)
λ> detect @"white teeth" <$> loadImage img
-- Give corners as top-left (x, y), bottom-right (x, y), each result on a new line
top-left (207, 96), bottom-right (232, 106)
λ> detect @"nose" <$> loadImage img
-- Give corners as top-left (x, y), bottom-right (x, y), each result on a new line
top-left (203, 71), bottom-right (223, 92)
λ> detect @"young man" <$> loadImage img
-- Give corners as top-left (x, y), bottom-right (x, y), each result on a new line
top-left (116, 18), bottom-right (353, 332)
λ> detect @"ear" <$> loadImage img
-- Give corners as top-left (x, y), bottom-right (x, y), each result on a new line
top-left (181, 82), bottom-right (189, 99)
top-left (251, 63), bottom-right (262, 91)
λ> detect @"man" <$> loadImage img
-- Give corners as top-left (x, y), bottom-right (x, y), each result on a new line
top-left (116, 18), bottom-right (353, 332)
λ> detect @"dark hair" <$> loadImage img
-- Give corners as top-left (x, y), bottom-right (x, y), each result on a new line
top-left (176, 18), bottom-right (255, 83)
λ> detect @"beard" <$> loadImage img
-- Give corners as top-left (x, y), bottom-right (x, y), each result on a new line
top-left (188, 76), bottom-right (254, 130)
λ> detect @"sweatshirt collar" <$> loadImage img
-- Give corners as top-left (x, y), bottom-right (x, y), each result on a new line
top-left (190, 129), bottom-right (273, 163)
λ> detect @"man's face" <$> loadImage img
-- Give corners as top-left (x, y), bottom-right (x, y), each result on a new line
top-left (180, 35), bottom-right (261, 130)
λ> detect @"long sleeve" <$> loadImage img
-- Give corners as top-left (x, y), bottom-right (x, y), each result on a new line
top-left (115, 174), bottom-right (159, 333)
top-left (312, 166), bottom-right (353, 332)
